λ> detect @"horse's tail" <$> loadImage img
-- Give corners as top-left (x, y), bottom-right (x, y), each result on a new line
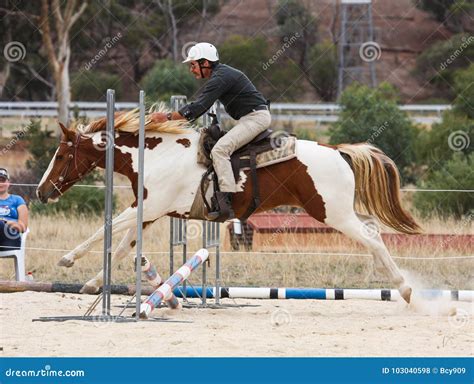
top-left (337, 143), bottom-right (422, 234)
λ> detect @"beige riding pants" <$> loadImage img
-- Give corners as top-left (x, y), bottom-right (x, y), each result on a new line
top-left (211, 110), bottom-right (271, 193)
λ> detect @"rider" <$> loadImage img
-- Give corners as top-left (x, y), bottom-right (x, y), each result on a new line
top-left (151, 42), bottom-right (271, 220)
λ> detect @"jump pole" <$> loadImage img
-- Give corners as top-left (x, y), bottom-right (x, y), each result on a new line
top-left (6, 281), bottom-right (472, 302)
top-left (167, 287), bottom-right (474, 302)
top-left (139, 249), bottom-right (209, 318)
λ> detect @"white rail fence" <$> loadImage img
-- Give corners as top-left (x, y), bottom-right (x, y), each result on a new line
top-left (0, 101), bottom-right (451, 125)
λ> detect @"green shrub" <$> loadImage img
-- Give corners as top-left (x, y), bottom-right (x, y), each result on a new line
top-left (414, 110), bottom-right (473, 169)
top-left (414, 34), bottom-right (474, 98)
top-left (265, 59), bottom-right (303, 101)
top-left (453, 64), bottom-right (474, 118)
top-left (24, 119), bottom-right (57, 177)
top-left (307, 41), bottom-right (337, 101)
top-left (141, 59), bottom-right (198, 102)
top-left (219, 35), bottom-right (269, 83)
top-left (414, 153), bottom-right (473, 218)
top-left (71, 70), bottom-right (123, 101)
top-left (329, 82), bottom-right (417, 182)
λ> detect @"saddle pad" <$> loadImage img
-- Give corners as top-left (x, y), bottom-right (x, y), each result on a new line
top-left (239, 136), bottom-right (297, 170)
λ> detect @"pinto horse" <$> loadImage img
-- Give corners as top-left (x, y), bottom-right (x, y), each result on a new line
top-left (36, 109), bottom-right (421, 303)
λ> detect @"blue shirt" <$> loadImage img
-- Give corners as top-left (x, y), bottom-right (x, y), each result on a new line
top-left (0, 194), bottom-right (26, 222)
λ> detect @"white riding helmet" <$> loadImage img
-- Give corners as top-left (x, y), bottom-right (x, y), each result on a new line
top-left (182, 42), bottom-right (219, 63)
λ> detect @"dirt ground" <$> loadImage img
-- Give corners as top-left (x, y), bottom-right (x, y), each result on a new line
top-left (0, 291), bottom-right (472, 357)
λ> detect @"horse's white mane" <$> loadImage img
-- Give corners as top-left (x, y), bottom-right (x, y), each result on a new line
top-left (75, 102), bottom-right (193, 135)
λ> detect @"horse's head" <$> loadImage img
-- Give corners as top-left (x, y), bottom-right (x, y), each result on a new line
top-left (36, 122), bottom-right (102, 203)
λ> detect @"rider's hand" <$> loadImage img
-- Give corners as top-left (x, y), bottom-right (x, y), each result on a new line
top-left (150, 112), bottom-right (168, 123)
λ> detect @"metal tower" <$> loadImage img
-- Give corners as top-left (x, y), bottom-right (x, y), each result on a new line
top-left (337, 0), bottom-right (378, 97)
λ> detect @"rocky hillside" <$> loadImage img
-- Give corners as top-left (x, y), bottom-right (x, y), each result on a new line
top-left (186, 0), bottom-right (454, 101)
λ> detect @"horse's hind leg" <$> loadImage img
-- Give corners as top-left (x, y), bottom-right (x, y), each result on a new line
top-left (324, 211), bottom-right (411, 303)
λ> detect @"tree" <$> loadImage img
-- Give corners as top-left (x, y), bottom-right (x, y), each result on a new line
top-left (275, 0), bottom-right (318, 70)
top-left (141, 59), bottom-right (198, 101)
top-left (413, 63), bottom-right (473, 218)
top-left (329, 83), bottom-right (417, 182)
top-left (453, 63), bottom-right (474, 118)
top-left (415, 0), bottom-right (473, 33)
top-left (307, 41), bottom-right (337, 101)
top-left (414, 33), bottom-right (474, 99)
top-left (219, 35), bottom-right (269, 85)
top-left (38, 0), bottom-right (87, 126)
top-left (414, 153), bottom-right (473, 218)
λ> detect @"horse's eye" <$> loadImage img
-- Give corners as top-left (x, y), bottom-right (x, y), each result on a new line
top-left (56, 155), bottom-right (63, 160)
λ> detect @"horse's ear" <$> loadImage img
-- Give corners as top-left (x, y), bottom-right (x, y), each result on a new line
top-left (58, 121), bottom-right (74, 139)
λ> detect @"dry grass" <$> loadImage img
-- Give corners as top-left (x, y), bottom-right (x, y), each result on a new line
top-left (0, 210), bottom-right (472, 290)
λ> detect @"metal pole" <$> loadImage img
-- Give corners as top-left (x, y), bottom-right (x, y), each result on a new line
top-left (202, 223), bottom-right (207, 305)
top-left (169, 95), bottom-right (187, 277)
top-left (182, 220), bottom-right (187, 299)
top-left (169, 220), bottom-right (174, 276)
top-left (215, 223), bottom-right (220, 304)
top-left (103, 89), bottom-right (115, 316)
top-left (134, 90), bottom-right (146, 320)
top-left (367, 3), bottom-right (377, 87)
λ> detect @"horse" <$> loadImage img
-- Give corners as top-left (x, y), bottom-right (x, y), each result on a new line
top-left (36, 107), bottom-right (421, 303)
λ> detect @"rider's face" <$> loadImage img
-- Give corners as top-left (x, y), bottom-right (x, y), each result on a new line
top-left (189, 60), bottom-right (211, 79)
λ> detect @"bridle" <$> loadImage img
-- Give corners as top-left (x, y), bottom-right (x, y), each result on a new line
top-left (45, 133), bottom-right (99, 199)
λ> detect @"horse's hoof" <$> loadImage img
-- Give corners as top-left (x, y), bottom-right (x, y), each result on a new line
top-left (58, 256), bottom-right (74, 268)
top-left (80, 283), bottom-right (100, 295)
top-left (399, 285), bottom-right (412, 304)
top-left (139, 303), bottom-right (152, 319)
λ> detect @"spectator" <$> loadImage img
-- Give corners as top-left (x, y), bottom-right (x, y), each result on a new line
top-left (0, 168), bottom-right (28, 251)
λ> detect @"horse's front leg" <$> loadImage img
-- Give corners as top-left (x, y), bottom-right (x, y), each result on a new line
top-left (80, 226), bottom-right (138, 294)
top-left (58, 207), bottom-right (138, 268)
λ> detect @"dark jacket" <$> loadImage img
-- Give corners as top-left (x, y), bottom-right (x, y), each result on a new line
top-left (179, 63), bottom-right (267, 121)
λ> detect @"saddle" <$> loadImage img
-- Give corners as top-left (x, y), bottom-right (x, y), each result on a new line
top-left (199, 113), bottom-right (284, 221)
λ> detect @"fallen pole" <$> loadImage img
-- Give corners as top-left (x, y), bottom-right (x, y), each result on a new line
top-left (1, 280), bottom-right (472, 302)
top-left (139, 249), bottom-right (209, 318)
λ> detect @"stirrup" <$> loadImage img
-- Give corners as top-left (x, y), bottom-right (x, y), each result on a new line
top-left (207, 192), bottom-right (235, 221)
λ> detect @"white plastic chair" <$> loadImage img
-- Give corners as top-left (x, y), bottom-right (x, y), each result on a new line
top-left (0, 228), bottom-right (29, 281)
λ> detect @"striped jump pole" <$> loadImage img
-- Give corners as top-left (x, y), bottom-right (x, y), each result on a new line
top-left (167, 287), bottom-right (474, 302)
top-left (139, 249), bottom-right (209, 318)
top-left (138, 255), bottom-right (180, 309)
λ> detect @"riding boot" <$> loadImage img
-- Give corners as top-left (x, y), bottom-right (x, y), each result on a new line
top-left (207, 192), bottom-right (235, 221)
